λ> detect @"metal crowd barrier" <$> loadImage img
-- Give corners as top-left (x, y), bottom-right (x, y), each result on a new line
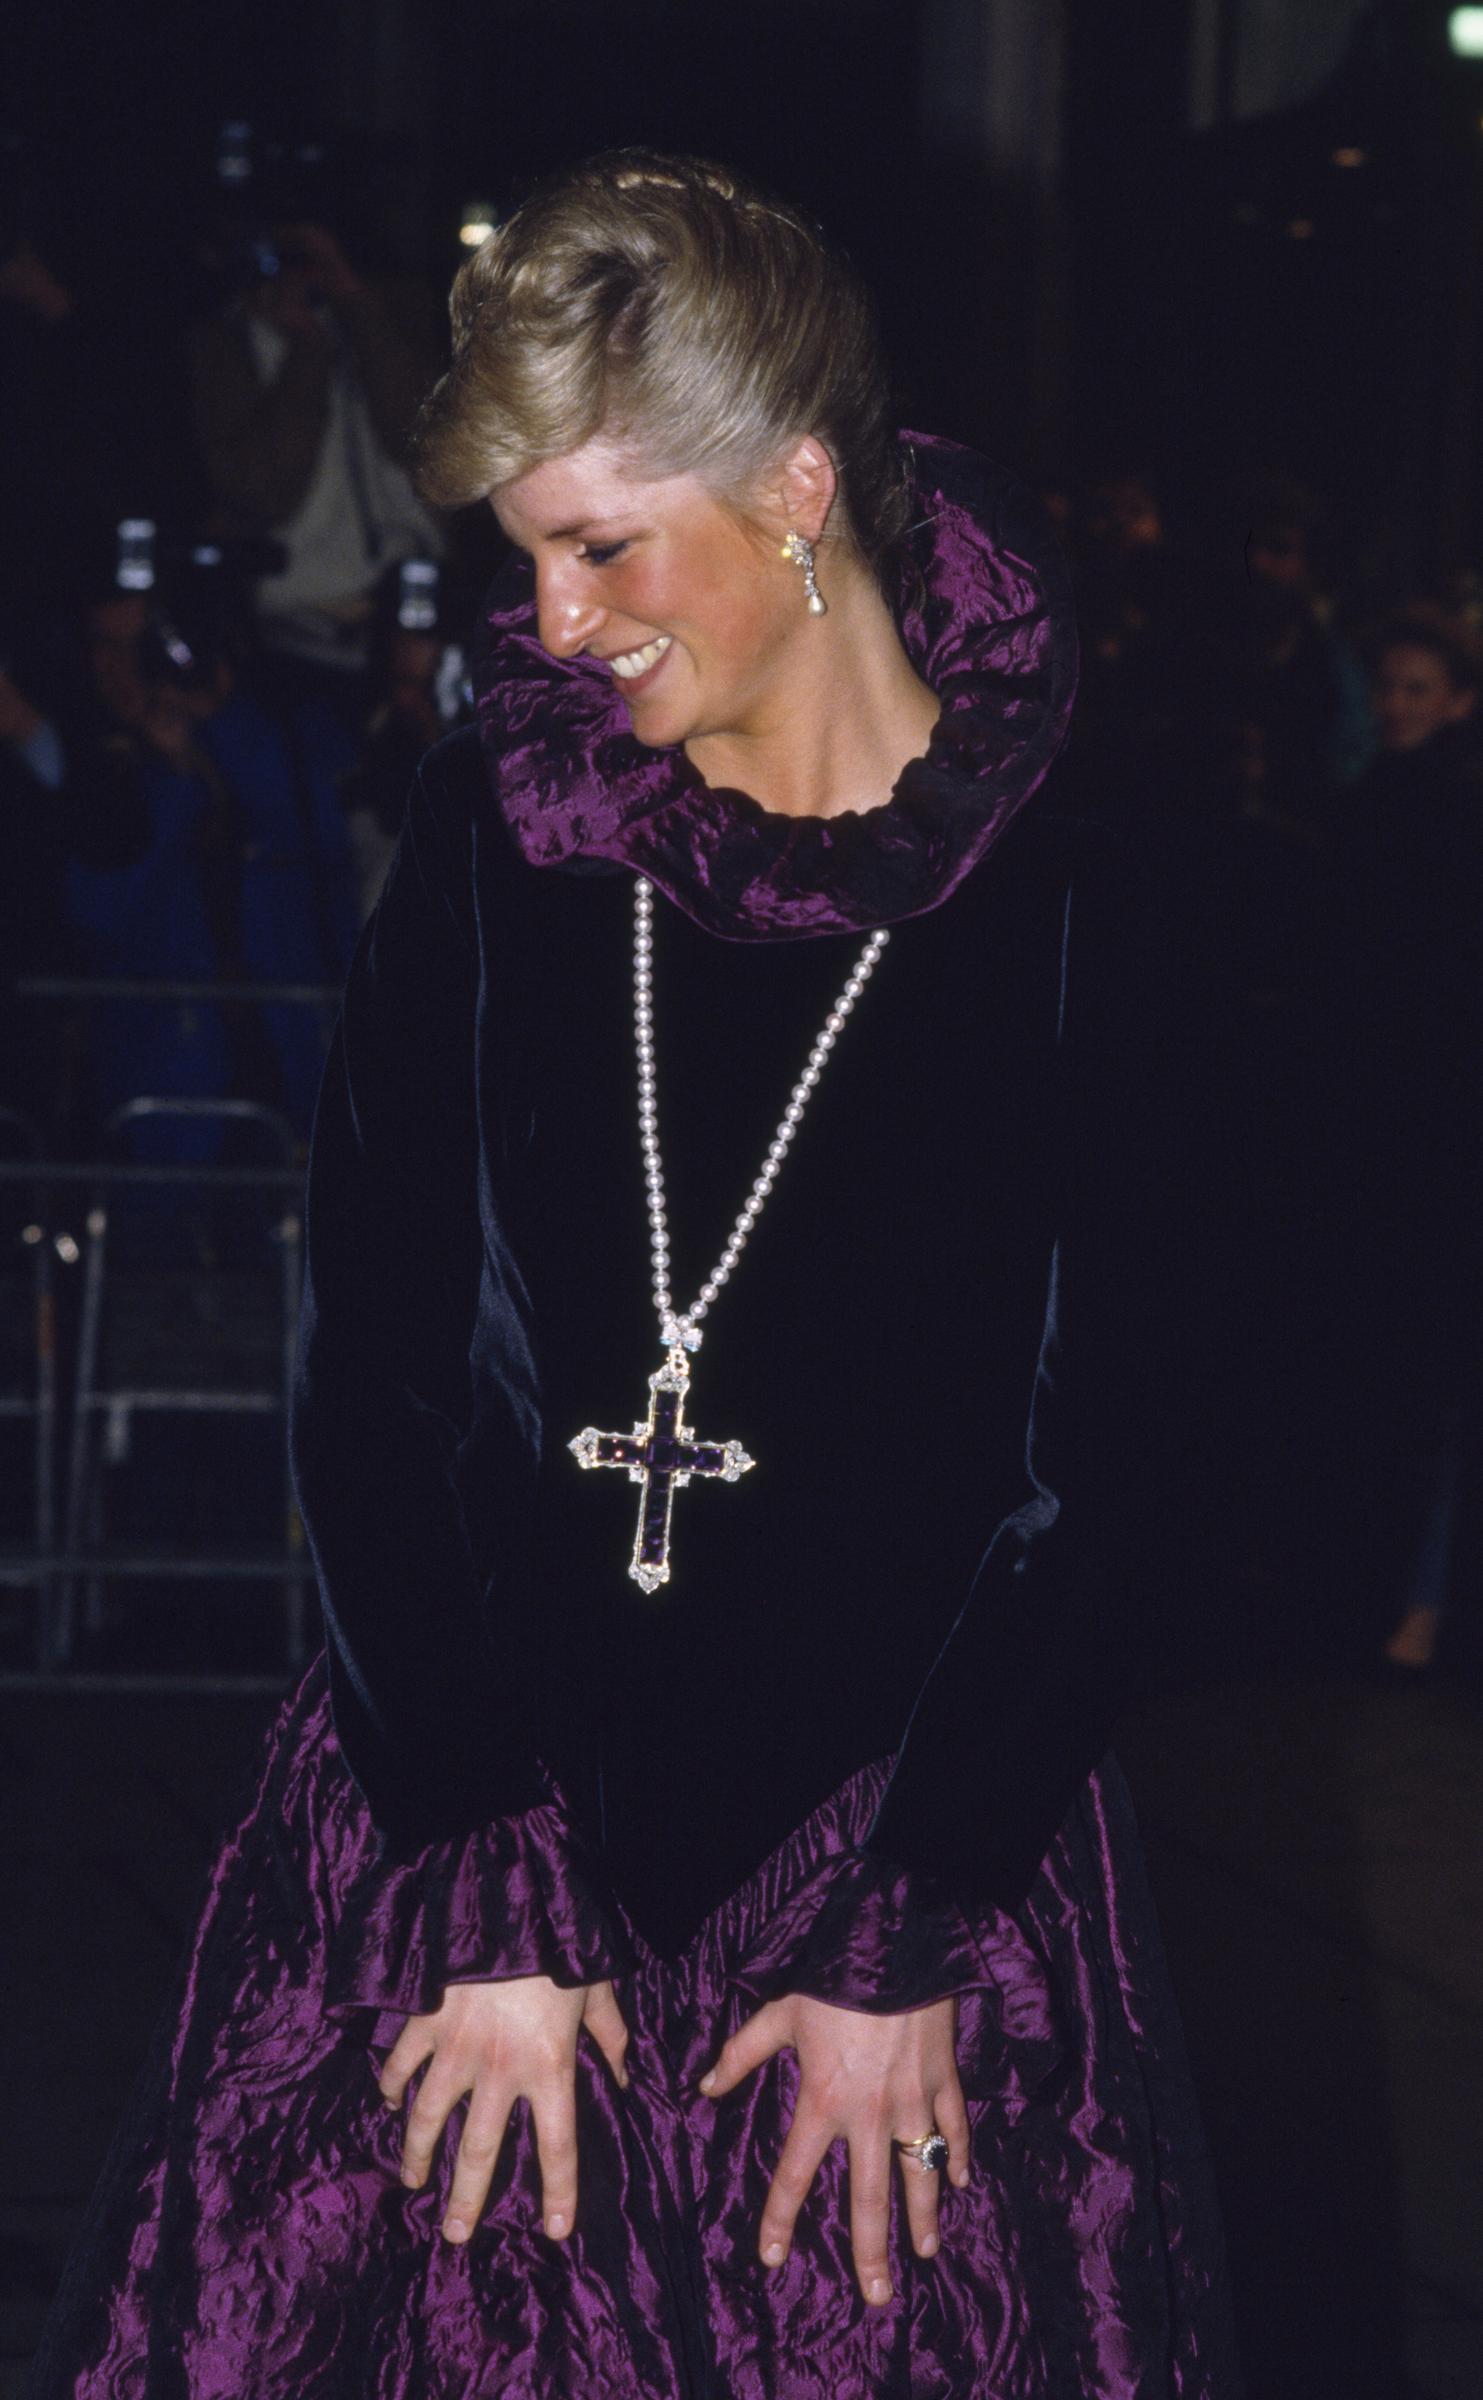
top-left (1, 973), bottom-right (344, 1693)
top-left (16, 973), bottom-right (343, 1007)
top-left (0, 1108), bottom-right (58, 1646)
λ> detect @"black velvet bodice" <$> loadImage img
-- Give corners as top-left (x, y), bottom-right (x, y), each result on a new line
top-left (477, 802), bottom-right (1069, 1943)
top-left (290, 748), bottom-right (1191, 1958)
top-left (289, 441), bottom-right (1197, 1957)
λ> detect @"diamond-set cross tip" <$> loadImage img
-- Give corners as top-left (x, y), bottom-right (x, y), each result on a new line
top-left (569, 1427), bottom-right (601, 1468)
top-left (720, 1441), bottom-right (754, 1484)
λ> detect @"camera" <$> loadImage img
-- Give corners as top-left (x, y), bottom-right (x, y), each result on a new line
top-left (112, 519), bottom-right (287, 693)
top-left (210, 120), bottom-right (332, 291)
top-left (390, 559), bottom-right (471, 726)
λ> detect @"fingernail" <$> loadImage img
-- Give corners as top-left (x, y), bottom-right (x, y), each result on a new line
top-left (401, 2170), bottom-right (420, 2189)
top-left (699, 2070), bottom-right (717, 2093)
top-left (868, 2277), bottom-right (892, 2305)
top-left (546, 2214), bottom-right (569, 2239)
top-left (443, 2216), bottom-right (467, 2242)
top-left (954, 2167), bottom-right (970, 2189)
top-left (762, 2241), bottom-right (784, 2266)
top-left (919, 2234), bottom-right (939, 2258)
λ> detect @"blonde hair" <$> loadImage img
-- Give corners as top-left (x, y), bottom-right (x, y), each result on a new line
top-left (414, 148), bottom-right (912, 584)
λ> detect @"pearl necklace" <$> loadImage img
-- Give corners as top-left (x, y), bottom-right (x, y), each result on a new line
top-left (568, 875), bottom-right (891, 1592)
top-left (634, 875), bottom-right (891, 1356)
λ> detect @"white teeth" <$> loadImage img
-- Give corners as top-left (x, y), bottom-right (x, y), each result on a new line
top-left (610, 635), bottom-right (673, 681)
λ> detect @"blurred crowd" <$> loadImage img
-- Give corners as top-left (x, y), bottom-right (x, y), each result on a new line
top-left (0, 127), bottom-right (493, 1180)
top-left (1, 131), bottom-right (1479, 1680)
top-left (1048, 464), bottom-right (1482, 1684)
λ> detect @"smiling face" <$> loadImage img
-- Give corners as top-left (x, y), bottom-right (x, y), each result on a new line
top-left (491, 439), bottom-right (813, 748)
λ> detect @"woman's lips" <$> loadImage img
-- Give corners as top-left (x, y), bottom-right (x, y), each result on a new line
top-left (611, 640), bottom-right (674, 698)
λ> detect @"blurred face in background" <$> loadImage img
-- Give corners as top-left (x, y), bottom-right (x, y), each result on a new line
top-left (1085, 477), bottom-right (1162, 552)
top-left (88, 594), bottom-right (150, 727)
top-left (1247, 525), bottom-right (1310, 592)
top-left (1371, 642), bottom-right (1476, 754)
top-left (388, 629), bottom-right (443, 741)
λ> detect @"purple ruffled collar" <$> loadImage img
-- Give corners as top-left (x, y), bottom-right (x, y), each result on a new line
top-left (472, 429), bottom-right (1079, 942)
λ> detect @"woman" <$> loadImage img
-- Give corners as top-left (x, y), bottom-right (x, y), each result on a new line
top-left (1321, 612), bottom-right (1483, 1678)
top-left (31, 151), bottom-right (1240, 2398)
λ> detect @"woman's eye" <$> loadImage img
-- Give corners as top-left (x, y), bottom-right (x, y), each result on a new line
top-left (580, 541), bottom-right (629, 567)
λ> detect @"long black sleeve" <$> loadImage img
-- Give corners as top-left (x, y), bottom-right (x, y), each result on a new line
top-left (289, 747), bottom-right (546, 1848)
top-left (862, 827), bottom-right (1207, 1910)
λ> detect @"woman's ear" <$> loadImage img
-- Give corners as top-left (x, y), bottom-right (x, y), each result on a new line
top-left (765, 435), bottom-right (839, 548)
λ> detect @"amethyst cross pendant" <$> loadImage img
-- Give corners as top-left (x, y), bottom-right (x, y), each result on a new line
top-left (569, 1349), bottom-right (754, 1594)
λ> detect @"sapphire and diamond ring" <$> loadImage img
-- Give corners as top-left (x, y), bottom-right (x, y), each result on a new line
top-left (894, 2129), bottom-right (950, 2173)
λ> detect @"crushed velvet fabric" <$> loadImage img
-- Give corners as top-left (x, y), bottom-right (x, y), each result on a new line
top-left (30, 1660), bottom-right (1238, 2399)
top-left (273, 428), bottom-right (1203, 1960)
top-left (30, 432), bottom-right (1241, 2395)
top-left (474, 429), bottom-right (1079, 941)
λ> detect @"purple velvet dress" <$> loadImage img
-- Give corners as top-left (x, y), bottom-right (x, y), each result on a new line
top-left (30, 433), bottom-right (1242, 2398)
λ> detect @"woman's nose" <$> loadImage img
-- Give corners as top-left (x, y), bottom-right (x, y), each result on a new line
top-left (536, 565), bottom-right (607, 660)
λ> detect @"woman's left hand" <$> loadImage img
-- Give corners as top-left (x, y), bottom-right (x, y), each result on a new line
top-left (697, 1993), bottom-right (970, 2307)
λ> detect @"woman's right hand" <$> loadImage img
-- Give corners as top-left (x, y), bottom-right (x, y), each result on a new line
top-left (379, 1974), bottom-right (631, 2245)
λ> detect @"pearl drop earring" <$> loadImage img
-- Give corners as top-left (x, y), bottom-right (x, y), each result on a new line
top-left (780, 530), bottom-right (827, 616)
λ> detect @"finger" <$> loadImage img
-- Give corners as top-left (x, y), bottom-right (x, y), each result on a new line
top-left (895, 2130), bottom-right (942, 2261)
top-left (582, 1981), bottom-right (632, 2089)
top-left (400, 2068), bottom-right (465, 2190)
top-left (530, 2073), bottom-right (580, 2240)
top-left (756, 2108), bottom-right (833, 2269)
top-left (379, 2017), bottom-right (437, 2109)
top-left (442, 2088), bottom-right (515, 2245)
top-left (700, 2000), bottom-right (791, 2097)
top-left (933, 2074), bottom-right (973, 2191)
top-left (848, 2131), bottom-right (895, 2307)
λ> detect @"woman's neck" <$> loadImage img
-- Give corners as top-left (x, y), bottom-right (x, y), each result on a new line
top-left (682, 563), bottom-right (942, 821)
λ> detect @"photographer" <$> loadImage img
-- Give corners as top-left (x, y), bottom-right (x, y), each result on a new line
top-left (337, 556), bottom-right (472, 921)
top-left (58, 547), bottom-right (361, 1177)
top-left (0, 607), bottom-right (168, 1135)
top-left (187, 212), bottom-right (444, 721)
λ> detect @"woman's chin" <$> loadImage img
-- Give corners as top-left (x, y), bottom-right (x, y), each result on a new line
top-left (625, 709), bottom-right (686, 750)
top-left (618, 687), bottom-right (695, 749)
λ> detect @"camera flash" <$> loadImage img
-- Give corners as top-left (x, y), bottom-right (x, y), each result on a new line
top-left (116, 521), bottom-right (157, 592)
top-left (459, 200), bottom-right (498, 249)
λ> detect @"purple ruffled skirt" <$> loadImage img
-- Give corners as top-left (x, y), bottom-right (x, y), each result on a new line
top-left (30, 1659), bottom-right (1241, 2399)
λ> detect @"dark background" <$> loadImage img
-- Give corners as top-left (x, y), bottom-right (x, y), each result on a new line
top-left (3, 5), bottom-right (1482, 2397)
top-left (6, 0), bottom-right (1478, 574)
